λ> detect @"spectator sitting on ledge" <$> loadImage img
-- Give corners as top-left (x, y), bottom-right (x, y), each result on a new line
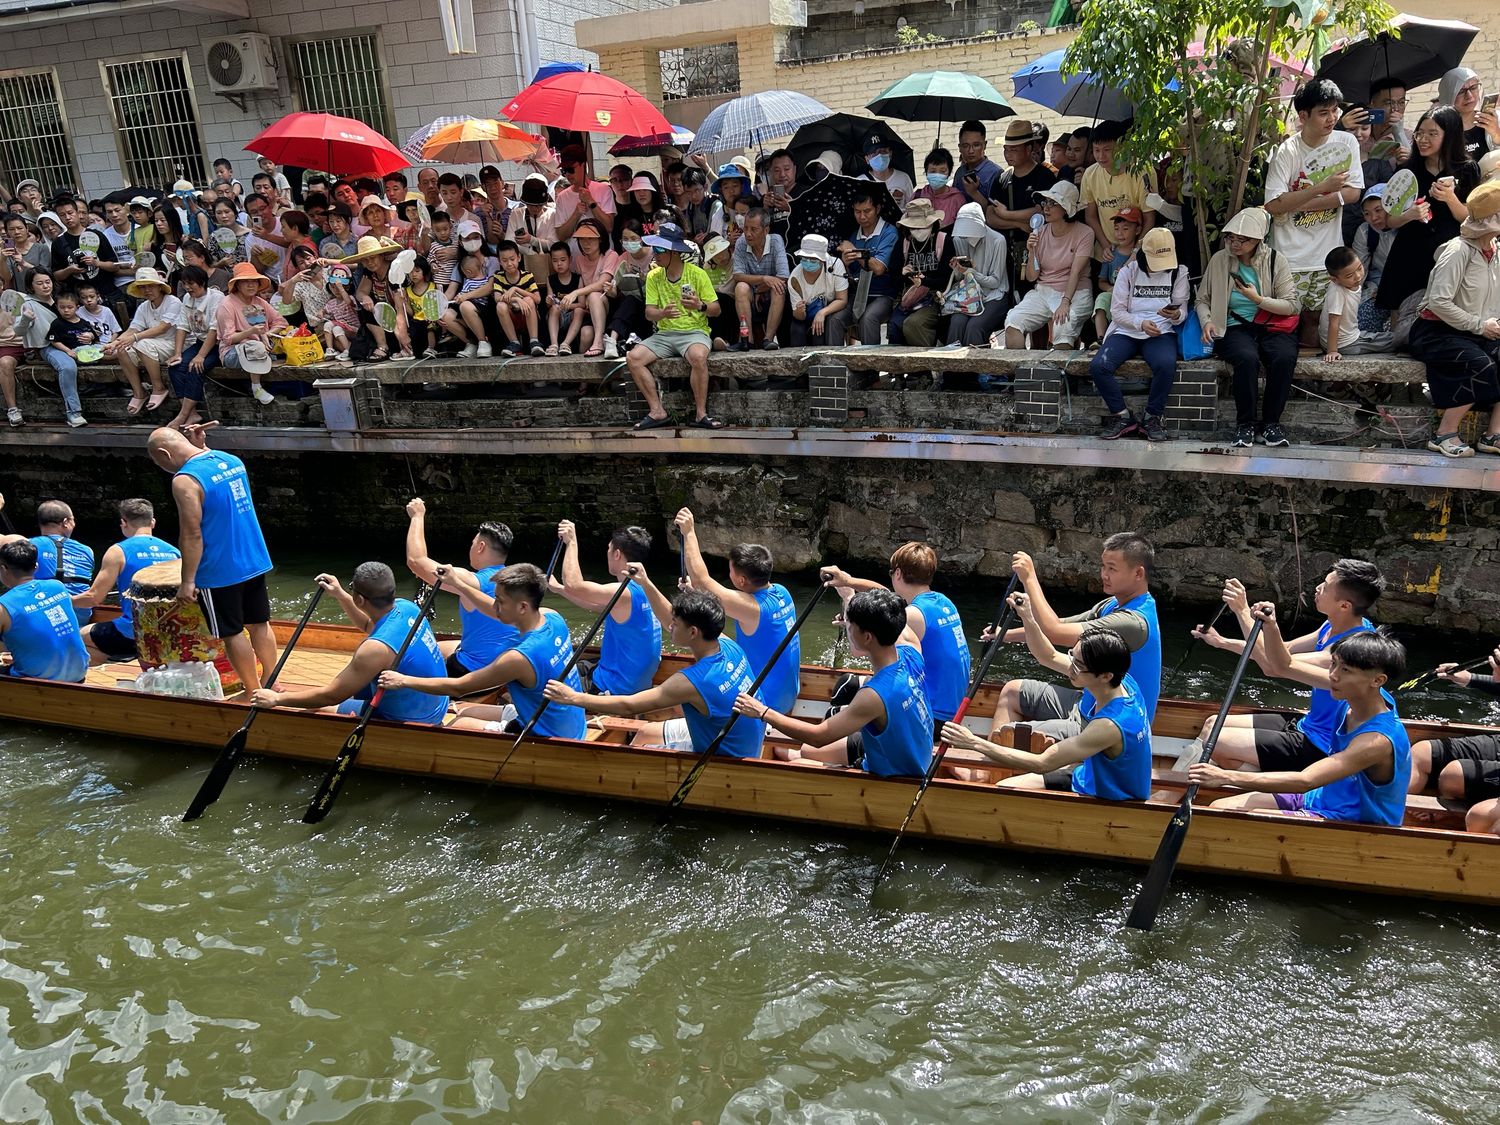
top-left (626, 223), bottom-right (723, 432)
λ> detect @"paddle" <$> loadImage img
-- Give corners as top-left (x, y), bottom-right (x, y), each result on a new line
top-left (181, 584), bottom-right (325, 821)
top-left (870, 572), bottom-right (1022, 899)
top-left (661, 582), bottom-right (829, 820)
top-left (301, 580), bottom-right (443, 825)
top-left (1163, 603), bottom-right (1228, 694)
top-left (476, 564), bottom-right (631, 797)
top-left (543, 536), bottom-right (565, 583)
top-left (1124, 617), bottom-right (1265, 932)
top-left (1398, 653), bottom-right (1492, 692)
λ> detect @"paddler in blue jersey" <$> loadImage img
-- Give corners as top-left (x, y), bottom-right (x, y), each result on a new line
top-left (403, 497), bottom-right (518, 678)
top-left (543, 577), bottom-right (767, 758)
top-left (821, 541), bottom-right (970, 736)
top-left (378, 563), bottom-right (586, 740)
top-left (251, 562), bottom-right (449, 726)
top-left (70, 498), bottom-right (180, 664)
top-left (738, 584), bottom-right (934, 778)
top-left (1191, 604), bottom-right (1411, 826)
top-left (27, 499), bottom-right (96, 624)
top-left (674, 507), bottom-right (801, 714)
top-left (147, 426), bottom-right (276, 692)
top-left (942, 590), bottom-right (1152, 799)
top-left (549, 520), bottom-right (661, 696)
top-left (0, 538), bottom-right (88, 683)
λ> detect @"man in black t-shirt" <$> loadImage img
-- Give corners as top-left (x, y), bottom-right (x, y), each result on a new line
top-left (48, 197), bottom-right (117, 295)
top-left (987, 119), bottom-right (1057, 299)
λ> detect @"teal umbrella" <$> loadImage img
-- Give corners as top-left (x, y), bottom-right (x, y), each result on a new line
top-left (866, 71), bottom-right (1014, 143)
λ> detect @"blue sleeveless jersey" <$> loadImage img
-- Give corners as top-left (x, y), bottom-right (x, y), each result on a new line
top-left (910, 590), bottom-right (970, 723)
top-left (860, 645), bottom-right (934, 778)
top-left (681, 636), bottom-right (764, 758)
top-left (509, 609), bottom-right (586, 740)
top-left (454, 565), bottom-right (520, 672)
top-left (1305, 694), bottom-right (1409, 825)
top-left (1295, 619), bottom-right (1375, 752)
top-left (114, 535), bottom-right (182, 639)
top-left (1101, 591), bottom-right (1161, 718)
top-left (357, 599), bottom-right (449, 725)
top-left (1071, 674), bottom-right (1153, 800)
top-left (0, 579), bottom-right (87, 683)
top-left (738, 583), bottom-right (799, 713)
top-left (174, 451), bottom-right (272, 588)
top-left (594, 581), bottom-right (662, 695)
top-left (31, 534), bottom-right (96, 624)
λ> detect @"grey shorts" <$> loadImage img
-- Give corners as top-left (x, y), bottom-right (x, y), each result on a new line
top-left (1016, 678), bottom-right (1084, 742)
top-left (641, 329), bottom-right (712, 359)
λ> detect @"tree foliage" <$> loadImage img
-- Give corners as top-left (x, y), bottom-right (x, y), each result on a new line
top-left (1066, 0), bottom-right (1396, 266)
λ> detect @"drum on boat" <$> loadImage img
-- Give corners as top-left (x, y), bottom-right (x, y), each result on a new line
top-left (126, 560), bottom-right (238, 690)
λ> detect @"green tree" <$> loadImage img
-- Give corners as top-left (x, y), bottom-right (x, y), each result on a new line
top-left (1066, 0), bottom-right (1395, 267)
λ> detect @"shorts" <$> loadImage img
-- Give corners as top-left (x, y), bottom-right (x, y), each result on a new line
top-left (197, 573), bottom-right (271, 639)
top-left (1043, 767), bottom-right (1076, 792)
top-left (846, 728), bottom-right (866, 767)
top-left (1005, 285), bottom-right (1092, 345)
top-left (87, 617), bottom-right (138, 660)
top-left (445, 651), bottom-right (473, 679)
top-left (1290, 269), bottom-right (1329, 314)
top-left (1093, 291), bottom-right (1113, 316)
top-left (1016, 679), bottom-right (1084, 742)
top-left (641, 330), bottom-right (712, 359)
top-left (1273, 792), bottom-right (1327, 818)
top-left (658, 717), bottom-right (694, 752)
top-left (0, 345), bottom-right (25, 361)
top-left (1249, 713), bottom-right (1327, 772)
top-left (1430, 735), bottom-right (1500, 803)
top-left (575, 659), bottom-right (598, 694)
top-left (481, 703), bottom-right (521, 734)
top-left (126, 335), bottom-right (176, 364)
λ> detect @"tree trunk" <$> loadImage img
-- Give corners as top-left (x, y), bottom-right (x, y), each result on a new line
top-left (1228, 12), bottom-right (1282, 221)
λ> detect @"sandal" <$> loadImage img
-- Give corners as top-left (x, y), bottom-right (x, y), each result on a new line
top-left (146, 390), bottom-right (169, 410)
top-left (689, 415), bottom-right (726, 430)
top-left (1478, 433), bottom-right (1500, 456)
top-left (583, 346), bottom-right (604, 358)
top-left (558, 344), bottom-right (572, 356)
top-left (544, 344), bottom-right (558, 357)
top-left (126, 395), bottom-right (145, 416)
top-left (1428, 432), bottom-right (1475, 458)
top-left (632, 413), bottom-right (674, 431)
top-left (369, 347), bottom-right (389, 362)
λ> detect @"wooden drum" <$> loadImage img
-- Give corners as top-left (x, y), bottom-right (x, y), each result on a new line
top-left (126, 560), bottom-right (238, 689)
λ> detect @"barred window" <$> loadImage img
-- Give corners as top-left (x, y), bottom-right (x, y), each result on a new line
top-left (101, 54), bottom-right (207, 188)
top-left (0, 69), bottom-right (78, 195)
top-left (660, 43), bottom-right (741, 103)
top-left (288, 34), bottom-right (392, 136)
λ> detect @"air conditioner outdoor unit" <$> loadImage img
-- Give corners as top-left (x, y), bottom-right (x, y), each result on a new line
top-left (205, 34), bottom-right (278, 94)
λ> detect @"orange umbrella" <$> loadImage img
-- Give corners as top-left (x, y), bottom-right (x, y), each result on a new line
top-left (421, 118), bottom-right (543, 164)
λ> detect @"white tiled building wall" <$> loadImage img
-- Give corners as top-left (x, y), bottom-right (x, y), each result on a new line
top-left (5, 0), bottom-right (673, 197)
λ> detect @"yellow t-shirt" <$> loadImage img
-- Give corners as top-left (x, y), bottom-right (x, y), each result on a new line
top-left (644, 263), bottom-right (715, 334)
top-left (1081, 163), bottom-right (1159, 232)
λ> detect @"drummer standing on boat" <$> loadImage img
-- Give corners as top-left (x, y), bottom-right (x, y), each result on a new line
top-left (70, 498), bottom-right (180, 664)
top-left (0, 538), bottom-right (87, 683)
top-left (251, 563), bottom-right (449, 725)
top-left (146, 427), bottom-right (276, 691)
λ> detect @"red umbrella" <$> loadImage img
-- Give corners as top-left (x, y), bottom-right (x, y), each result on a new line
top-left (502, 71), bottom-right (671, 137)
top-left (246, 112), bottom-right (408, 178)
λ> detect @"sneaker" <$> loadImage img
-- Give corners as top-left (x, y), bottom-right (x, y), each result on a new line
top-left (500, 341), bottom-right (520, 358)
top-left (1141, 413), bottom-right (1169, 442)
top-left (6, 406), bottom-right (21, 427)
top-left (65, 412), bottom-right (87, 428)
top-left (476, 341), bottom-right (493, 358)
top-left (762, 338), bottom-right (780, 351)
top-left (251, 387), bottom-right (275, 406)
top-left (460, 342), bottom-right (478, 358)
top-left (529, 339), bottom-right (545, 357)
top-left (1099, 411), bottom-right (1139, 440)
top-left (1260, 423), bottom-right (1290, 448)
top-left (332, 350), bottom-right (350, 361)
top-left (423, 347), bottom-right (439, 359)
top-left (602, 336), bottom-right (619, 359)
top-left (1232, 424), bottom-right (1255, 448)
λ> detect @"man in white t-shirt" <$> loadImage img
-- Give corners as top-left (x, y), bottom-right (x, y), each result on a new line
top-left (554, 144), bottom-right (616, 240)
top-left (1264, 79), bottom-right (1363, 316)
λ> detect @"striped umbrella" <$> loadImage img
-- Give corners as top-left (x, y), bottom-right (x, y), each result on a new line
top-left (422, 118), bottom-right (543, 164)
top-left (686, 91), bottom-right (832, 156)
top-left (402, 115), bottom-right (480, 164)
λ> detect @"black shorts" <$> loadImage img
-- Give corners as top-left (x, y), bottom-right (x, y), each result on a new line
top-left (576, 659), bottom-right (597, 694)
top-left (445, 651), bottom-right (473, 679)
top-left (87, 617), bottom-right (138, 660)
top-left (1251, 713), bottom-right (1326, 772)
top-left (1043, 767), bottom-right (1076, 792)
top-left (1431, 735), bottom-right (1500, 803)
top-left (197, 574), bottom-right (271, 639)
top-left (845, 729), bottom-right (866, 768)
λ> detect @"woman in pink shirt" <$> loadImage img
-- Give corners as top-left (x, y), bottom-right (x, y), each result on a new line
top-left (214, 262), bottom-right (287, 405)
top-left (570, 219), bottom-right (619, 357)
top-left (912, 147), bottom-right (966, 230)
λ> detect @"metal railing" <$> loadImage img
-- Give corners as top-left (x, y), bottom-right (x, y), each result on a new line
top-left (289, 33), bottom-right (393, 137)
top-left (100, 54), bottom-right (207, 188)
top-left (660, 42), bottom-right (741, 103)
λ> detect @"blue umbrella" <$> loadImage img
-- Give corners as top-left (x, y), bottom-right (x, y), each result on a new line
top-left (1011, 48), bottom-right (1134, 119)
top-left (532, 60), bottom-right (586, 86)
top-left (686, 91), bottom-right (832, 156)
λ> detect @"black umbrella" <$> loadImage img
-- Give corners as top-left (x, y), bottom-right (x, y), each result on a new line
top-left (788, 114), bottom-right (915, 185)
top-left (788, 173), bottom-right (901, 248)
top-left (1315, 14), bottom-right (1478, 104)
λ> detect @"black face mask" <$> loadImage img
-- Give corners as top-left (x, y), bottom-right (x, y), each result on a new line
top-left (806, 164), bottom-right (829, 185)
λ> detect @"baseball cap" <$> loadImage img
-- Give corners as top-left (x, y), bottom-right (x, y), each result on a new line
top-left (1112, 206), bottom-right (1144, 225)
top-left (1141, 227), bottom-right (1177, 271)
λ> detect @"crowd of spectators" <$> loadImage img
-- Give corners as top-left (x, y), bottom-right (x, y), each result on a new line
top-left (3, 66), bottom-right (1500, 453)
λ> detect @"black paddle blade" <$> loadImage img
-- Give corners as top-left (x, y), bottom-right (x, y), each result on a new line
top-left (181, 726), bottom-right (250, 821)
top-left (301, 726), bottom-right (366, 825)
top-left (1125, 799), bottom-right (1194, 931)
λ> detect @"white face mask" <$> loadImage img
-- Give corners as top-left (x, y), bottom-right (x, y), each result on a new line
top-left (461, 237), bottom-right (482, 252)
top-left (908, 227), bottom-right (931, 243)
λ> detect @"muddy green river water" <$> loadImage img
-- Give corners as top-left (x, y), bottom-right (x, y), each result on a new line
top-left (3, 547), bottom-right (1499, 1121)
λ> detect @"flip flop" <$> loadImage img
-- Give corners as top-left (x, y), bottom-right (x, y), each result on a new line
top-left (688, 415), bottom-right (726, 430)
top-left (126, 395), bottom-right (145, 416)
top-left (584, 346), bottom-right (604, 357)
top-left (632, 414), bottom-right (673, 431)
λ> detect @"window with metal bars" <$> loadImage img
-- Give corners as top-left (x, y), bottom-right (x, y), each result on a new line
top-left (101, 53), bottom-right (207, 188)
top-left (0, 69), bottom-right (78, 195)
top-left (288, 34), bottom-right (392, 136)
